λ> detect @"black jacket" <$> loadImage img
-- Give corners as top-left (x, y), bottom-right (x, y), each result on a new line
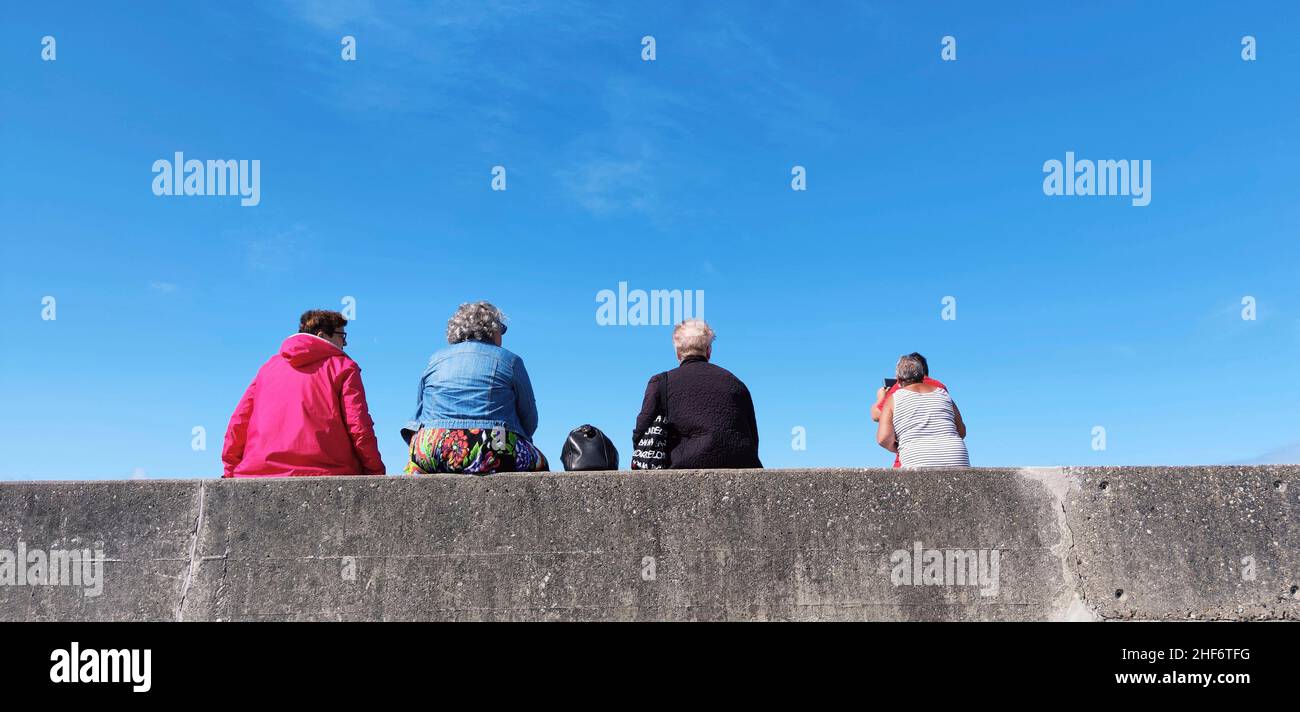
top-left (634, 356), bottom-right (762, 469)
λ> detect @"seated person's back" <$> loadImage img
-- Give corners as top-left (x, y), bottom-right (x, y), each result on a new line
top-left (876, 354), bottom-right (969, 469)
top-left (412, 340), bottom-right (534, 434)
top-left (222, 309), bottom-right (385, 478)
top-left (634, 320), bottom-right (761, 469)
top-left (402, 301), bottom-right (547, 475)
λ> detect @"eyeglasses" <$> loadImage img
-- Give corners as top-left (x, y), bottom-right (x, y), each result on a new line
top-left (333, 331), bottom-right (348, 340)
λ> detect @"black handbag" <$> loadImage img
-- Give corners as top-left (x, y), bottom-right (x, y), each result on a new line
top-left (631, 371), bottom-right (674, 470)
top-left (561, 424), bottom-right (620, 471)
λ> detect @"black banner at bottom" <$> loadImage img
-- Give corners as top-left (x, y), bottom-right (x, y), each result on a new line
top-left (0, 621), bottom-right (1289, 700)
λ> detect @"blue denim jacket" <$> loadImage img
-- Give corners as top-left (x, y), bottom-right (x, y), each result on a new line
top-left (403, 341), bottom-right (539, 440)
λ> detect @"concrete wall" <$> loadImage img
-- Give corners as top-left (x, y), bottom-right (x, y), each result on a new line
top-left (0, 466), bottom-right (1296, 621)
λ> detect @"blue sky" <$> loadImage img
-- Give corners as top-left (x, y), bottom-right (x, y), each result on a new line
top-left (2, 1), bottom-right (1297, 479)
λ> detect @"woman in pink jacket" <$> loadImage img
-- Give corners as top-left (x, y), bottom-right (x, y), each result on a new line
top-left (222, 310), bottom-right (386, 477)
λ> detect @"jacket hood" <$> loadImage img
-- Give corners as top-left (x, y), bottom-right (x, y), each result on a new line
top-left (280, 333), bottom-right (343, 367)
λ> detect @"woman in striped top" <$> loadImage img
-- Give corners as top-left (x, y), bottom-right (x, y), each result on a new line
top-left (876, 354), bottom-right (969, 468)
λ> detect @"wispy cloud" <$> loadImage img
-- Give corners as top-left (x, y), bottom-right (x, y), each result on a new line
top-left (271, 2), bottom-right (849, 219)
top-left (1203, 298), bottom-right (1258, 323)
top-left (1229, 441), bottom-right (1300, 465)
top-left (561, 156), bottom-right (653, 216)
top-left (1182, 297), bottom-right (1271, 349)
top-left (272, 0), bottom-right (613, 120)
top-left (240, 223), bottom-right (314, 274)
top-left (679, 18), bottom-right (852, 144)
top-left (148, 281), bottom-right (179, 294)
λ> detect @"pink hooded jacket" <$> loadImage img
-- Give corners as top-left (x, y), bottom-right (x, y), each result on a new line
top-left (222, 333), bottom-right (386, 477)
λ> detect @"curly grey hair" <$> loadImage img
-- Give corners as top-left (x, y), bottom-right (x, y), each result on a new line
top-left (896, 354), bottom-right (925, 385)
top-left (446, 301), bottom-right (508, 344)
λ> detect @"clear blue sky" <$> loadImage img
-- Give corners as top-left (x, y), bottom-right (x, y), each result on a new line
top-left (2, 1), bottom-right (1297, 479)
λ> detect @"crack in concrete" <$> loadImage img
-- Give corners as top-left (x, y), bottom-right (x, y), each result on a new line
top-left (1018, 467), bottom-right (1100, 621)
top-left (175, 481), bottom-right (207, 621)
top-left (213, 500), bottom-right (233, 620)
top-left (1059, 499), bottom-right (1108, 620)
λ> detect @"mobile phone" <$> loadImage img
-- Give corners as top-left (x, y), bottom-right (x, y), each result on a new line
top-left (884, 378), bottom-right (897, 389)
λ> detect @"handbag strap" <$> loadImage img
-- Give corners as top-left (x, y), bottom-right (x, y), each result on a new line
top-left (656, 370), bottom-right (671, 423)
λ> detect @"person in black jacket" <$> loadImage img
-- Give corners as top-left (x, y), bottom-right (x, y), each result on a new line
top-left (633, 319), bottom-right (762, 469)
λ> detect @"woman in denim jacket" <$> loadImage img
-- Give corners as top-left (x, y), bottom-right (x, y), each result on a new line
top-left (402, 302), bottom-right (548, 474)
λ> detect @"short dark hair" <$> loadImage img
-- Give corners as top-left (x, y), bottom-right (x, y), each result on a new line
top-left (907, 352), bottom-right (930, 377)
top-left (299, 310), bottom-right (347, 337)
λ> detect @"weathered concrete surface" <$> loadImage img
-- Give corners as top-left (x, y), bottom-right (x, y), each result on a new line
top-left (1059, 467), bottom-right (1298, 620)
top-left (0, 467), bottom-right (1295, 621)
top-left (0, 481), bottom-right (202, 621)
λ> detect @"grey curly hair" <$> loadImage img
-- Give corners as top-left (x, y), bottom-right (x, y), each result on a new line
top-left (446, 301), bottom-right (508, 344)
top-left (895, 354), bottom-right (925, 385)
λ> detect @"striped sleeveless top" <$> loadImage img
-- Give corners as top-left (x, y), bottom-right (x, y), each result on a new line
top-left (892, 388), bottom-right (970, 468)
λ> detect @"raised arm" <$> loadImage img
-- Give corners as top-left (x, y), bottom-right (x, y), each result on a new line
top-left (870, 386), bottom-right (888, 422)
top-left (876, 395), bottom-right (898, 453)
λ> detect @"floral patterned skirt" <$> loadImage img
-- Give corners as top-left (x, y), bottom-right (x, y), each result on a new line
top-left (404, 427), bottom-right (549, 475)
